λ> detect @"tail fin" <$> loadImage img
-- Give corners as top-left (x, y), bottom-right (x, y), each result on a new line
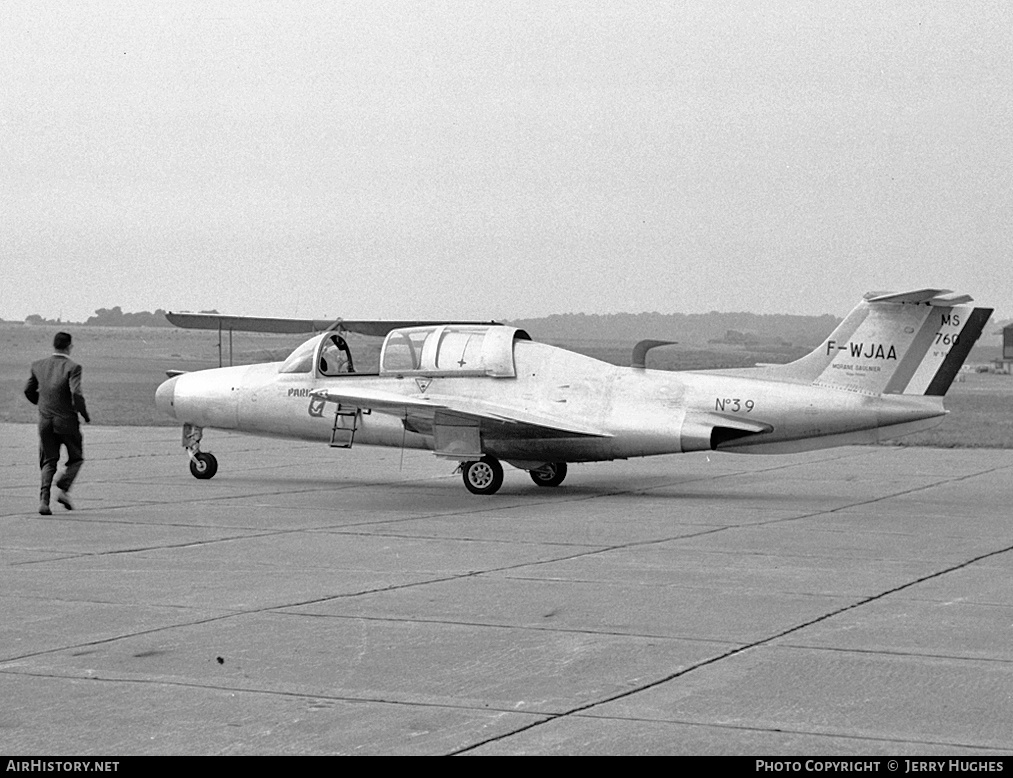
top-left (773, 289), bottom-right (992, 396)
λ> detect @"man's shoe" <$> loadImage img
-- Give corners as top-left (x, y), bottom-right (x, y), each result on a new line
top-left (39, 501), bottom-right (52, 516)
top-left (56, 490), bottom-right (74, 511)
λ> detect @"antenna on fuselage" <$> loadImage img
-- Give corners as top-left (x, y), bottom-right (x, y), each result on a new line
top-left (398, 409), bottom-right (407, 474)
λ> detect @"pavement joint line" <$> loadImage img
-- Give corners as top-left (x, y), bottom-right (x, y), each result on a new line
top-left (6, 529), bottom-right (316, 566)
top-left (771, 642), bottom-right (1013, 666)
top-left (657, 460), bottom-right (1013, 533)
top-left (0, 523), bottom-right (736, 667)
top-left (470, 714), bottom-right (1013, 757)
top-left (4, 464), bottom-right (777, 533)
top-left (0, 666), bottom-right (561, 723)
top-left (0, 544), bottom-right (658, 663)
top-left (9, 509), bottom-right (1009, 690)
top-left (4, 597), bottom-right (1013, 757)
top-left (9, 461), bottom-right (997, 611)
top-left (6, 484), bottom-right (739, 563)
top-left (7, 430), bottom-right (1013, 753)
top-left (270, 608), bottom-right (748, 647)
top-left (337, 455), bottom-right (1010, 559)
top-left (448, 512), bottom-right (1013, 755)
top-left (556, 713), bottom-right (1013, 756)
top-left (6, 441), bottom-right (987, 526)
top-left (7, 456), bottom-right (1008, 590)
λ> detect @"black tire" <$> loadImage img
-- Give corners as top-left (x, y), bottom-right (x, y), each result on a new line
top-left (189, 452), bottom-right (218, 480)
top-left (530, 462), bottom-right (567, 487)
top-left (462, 456), bottom-right (504, 495)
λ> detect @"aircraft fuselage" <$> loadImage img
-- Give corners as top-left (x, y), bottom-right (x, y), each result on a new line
top-left (156, 291), bottom-right (991, 493)
top-left (157, 338), bottom-right (947, 465)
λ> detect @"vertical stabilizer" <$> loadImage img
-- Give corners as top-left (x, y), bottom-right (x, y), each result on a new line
top-left (771, 290), bottom-right (992, 396)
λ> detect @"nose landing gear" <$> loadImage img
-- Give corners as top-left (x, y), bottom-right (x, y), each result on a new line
top-left (189, 451), bottom-right (218, 480)
top-left (183, 424), bottom-right (218, 480)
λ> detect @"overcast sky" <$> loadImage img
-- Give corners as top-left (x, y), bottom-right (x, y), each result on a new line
top-left (3, 1), bottom-right (1012, 323)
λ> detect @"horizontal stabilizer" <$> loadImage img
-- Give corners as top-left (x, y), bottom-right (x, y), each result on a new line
top-left (631, 340), bottom-right (678, 369)
top-left (864, 289), bottom-right (973, 306)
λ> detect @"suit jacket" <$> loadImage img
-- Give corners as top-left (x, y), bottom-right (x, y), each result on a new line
top-left (24, 354), bottom-right (91, 433)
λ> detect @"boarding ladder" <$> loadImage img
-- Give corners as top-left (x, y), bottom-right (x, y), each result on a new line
top-left (329, 404), bottom-right (362, 448)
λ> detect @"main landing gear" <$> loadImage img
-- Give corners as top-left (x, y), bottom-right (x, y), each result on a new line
top-left (461, 456), bottom-right (503, 495)
top-left (529, 461), bottom-right (567, 488)
top-left (459, 456), bottom-right (568, 495)
top-left (183, 424), bottom-right (218, 480)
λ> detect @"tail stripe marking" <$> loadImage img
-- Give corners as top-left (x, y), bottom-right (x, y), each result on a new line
top-left (923, 307), bottom-right (992, 396)
top-left (902, 306), bottom-right (987, 395)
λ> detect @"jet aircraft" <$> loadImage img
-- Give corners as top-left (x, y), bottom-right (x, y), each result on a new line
top-left (155, 289), bottom-right (991, 495)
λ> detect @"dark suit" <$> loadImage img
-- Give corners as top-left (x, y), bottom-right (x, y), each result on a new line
top-left (25, 354), bottom-right (91, 503)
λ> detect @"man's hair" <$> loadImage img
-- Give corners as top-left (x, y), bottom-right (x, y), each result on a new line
top-left (53, 332), bottom-right (72, 351)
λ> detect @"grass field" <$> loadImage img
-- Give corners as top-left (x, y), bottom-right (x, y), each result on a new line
top-left (4, 323), bottom-right (1011, 447)
top-left (1, 323), bottom-right (308, 428)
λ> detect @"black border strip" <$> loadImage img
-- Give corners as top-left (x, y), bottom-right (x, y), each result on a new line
top-left (925, 307), bottom-right (993, 396)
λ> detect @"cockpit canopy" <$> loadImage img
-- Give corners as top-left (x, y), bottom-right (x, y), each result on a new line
top-left (379, 324), bottom-right (529, 377)
top-left (279, 325), bottom-right (530, 379)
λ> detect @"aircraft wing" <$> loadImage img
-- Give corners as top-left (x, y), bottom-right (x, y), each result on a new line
top-left (310, 387), bottom-right (612, 439)
top-left (165, 312), bottom-right (501, 337)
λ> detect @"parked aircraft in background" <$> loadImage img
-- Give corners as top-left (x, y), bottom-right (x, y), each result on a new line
top-left (156, 289), bottom-right (991, 494)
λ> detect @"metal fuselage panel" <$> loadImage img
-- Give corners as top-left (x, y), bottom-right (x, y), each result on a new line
top-left (159, 339), bottom-right (946, 462)
top-left (164, 363), bottom-right (429, 450)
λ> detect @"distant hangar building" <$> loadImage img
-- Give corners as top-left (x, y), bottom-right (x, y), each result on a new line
top-left (994, 323), bottom-right (1013, 374)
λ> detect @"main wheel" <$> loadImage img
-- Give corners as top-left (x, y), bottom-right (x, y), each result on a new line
top-left (530, 462), bottom-right (567, 487)
top-left (462, 456), bottom-right (504, 495)
top-left (189, 452), bottom-right (218, 480)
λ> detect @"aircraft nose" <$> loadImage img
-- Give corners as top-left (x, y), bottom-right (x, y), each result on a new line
top-left (155, 375), bottom-right (179, 419)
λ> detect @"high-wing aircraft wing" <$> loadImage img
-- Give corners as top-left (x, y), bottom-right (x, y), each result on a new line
top-left (165, 312), bottom-right (337, 334)
top-left (165, 312), bottom-right (504, 367)
top-left (165, 312), bottom-right (500, 337)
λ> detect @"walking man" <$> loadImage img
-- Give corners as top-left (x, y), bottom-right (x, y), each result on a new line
top-left (24, 331), bottom-right (91, 515)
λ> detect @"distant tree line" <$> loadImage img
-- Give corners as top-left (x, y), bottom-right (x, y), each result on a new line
top-left (707, 329), bottom-right (793, 348)
top-left (84, 307), bottom-right (173, 327)
top-left (20, 307), bottom-right (219, 327)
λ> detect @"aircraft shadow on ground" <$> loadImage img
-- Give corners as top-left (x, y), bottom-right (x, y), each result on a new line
top-left (200, 470), bottom-right (800, 504)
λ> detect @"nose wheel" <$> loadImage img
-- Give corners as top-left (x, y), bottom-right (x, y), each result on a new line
top-left (189, 452), bottom-right (218, 480)
top-left (461, 456), bottom-right (504, 495)
top-left (182, 424), bottom-right (218, 479)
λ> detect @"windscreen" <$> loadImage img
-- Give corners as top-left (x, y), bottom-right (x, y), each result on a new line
top-left (279, 334), bottom-right (323, 374)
